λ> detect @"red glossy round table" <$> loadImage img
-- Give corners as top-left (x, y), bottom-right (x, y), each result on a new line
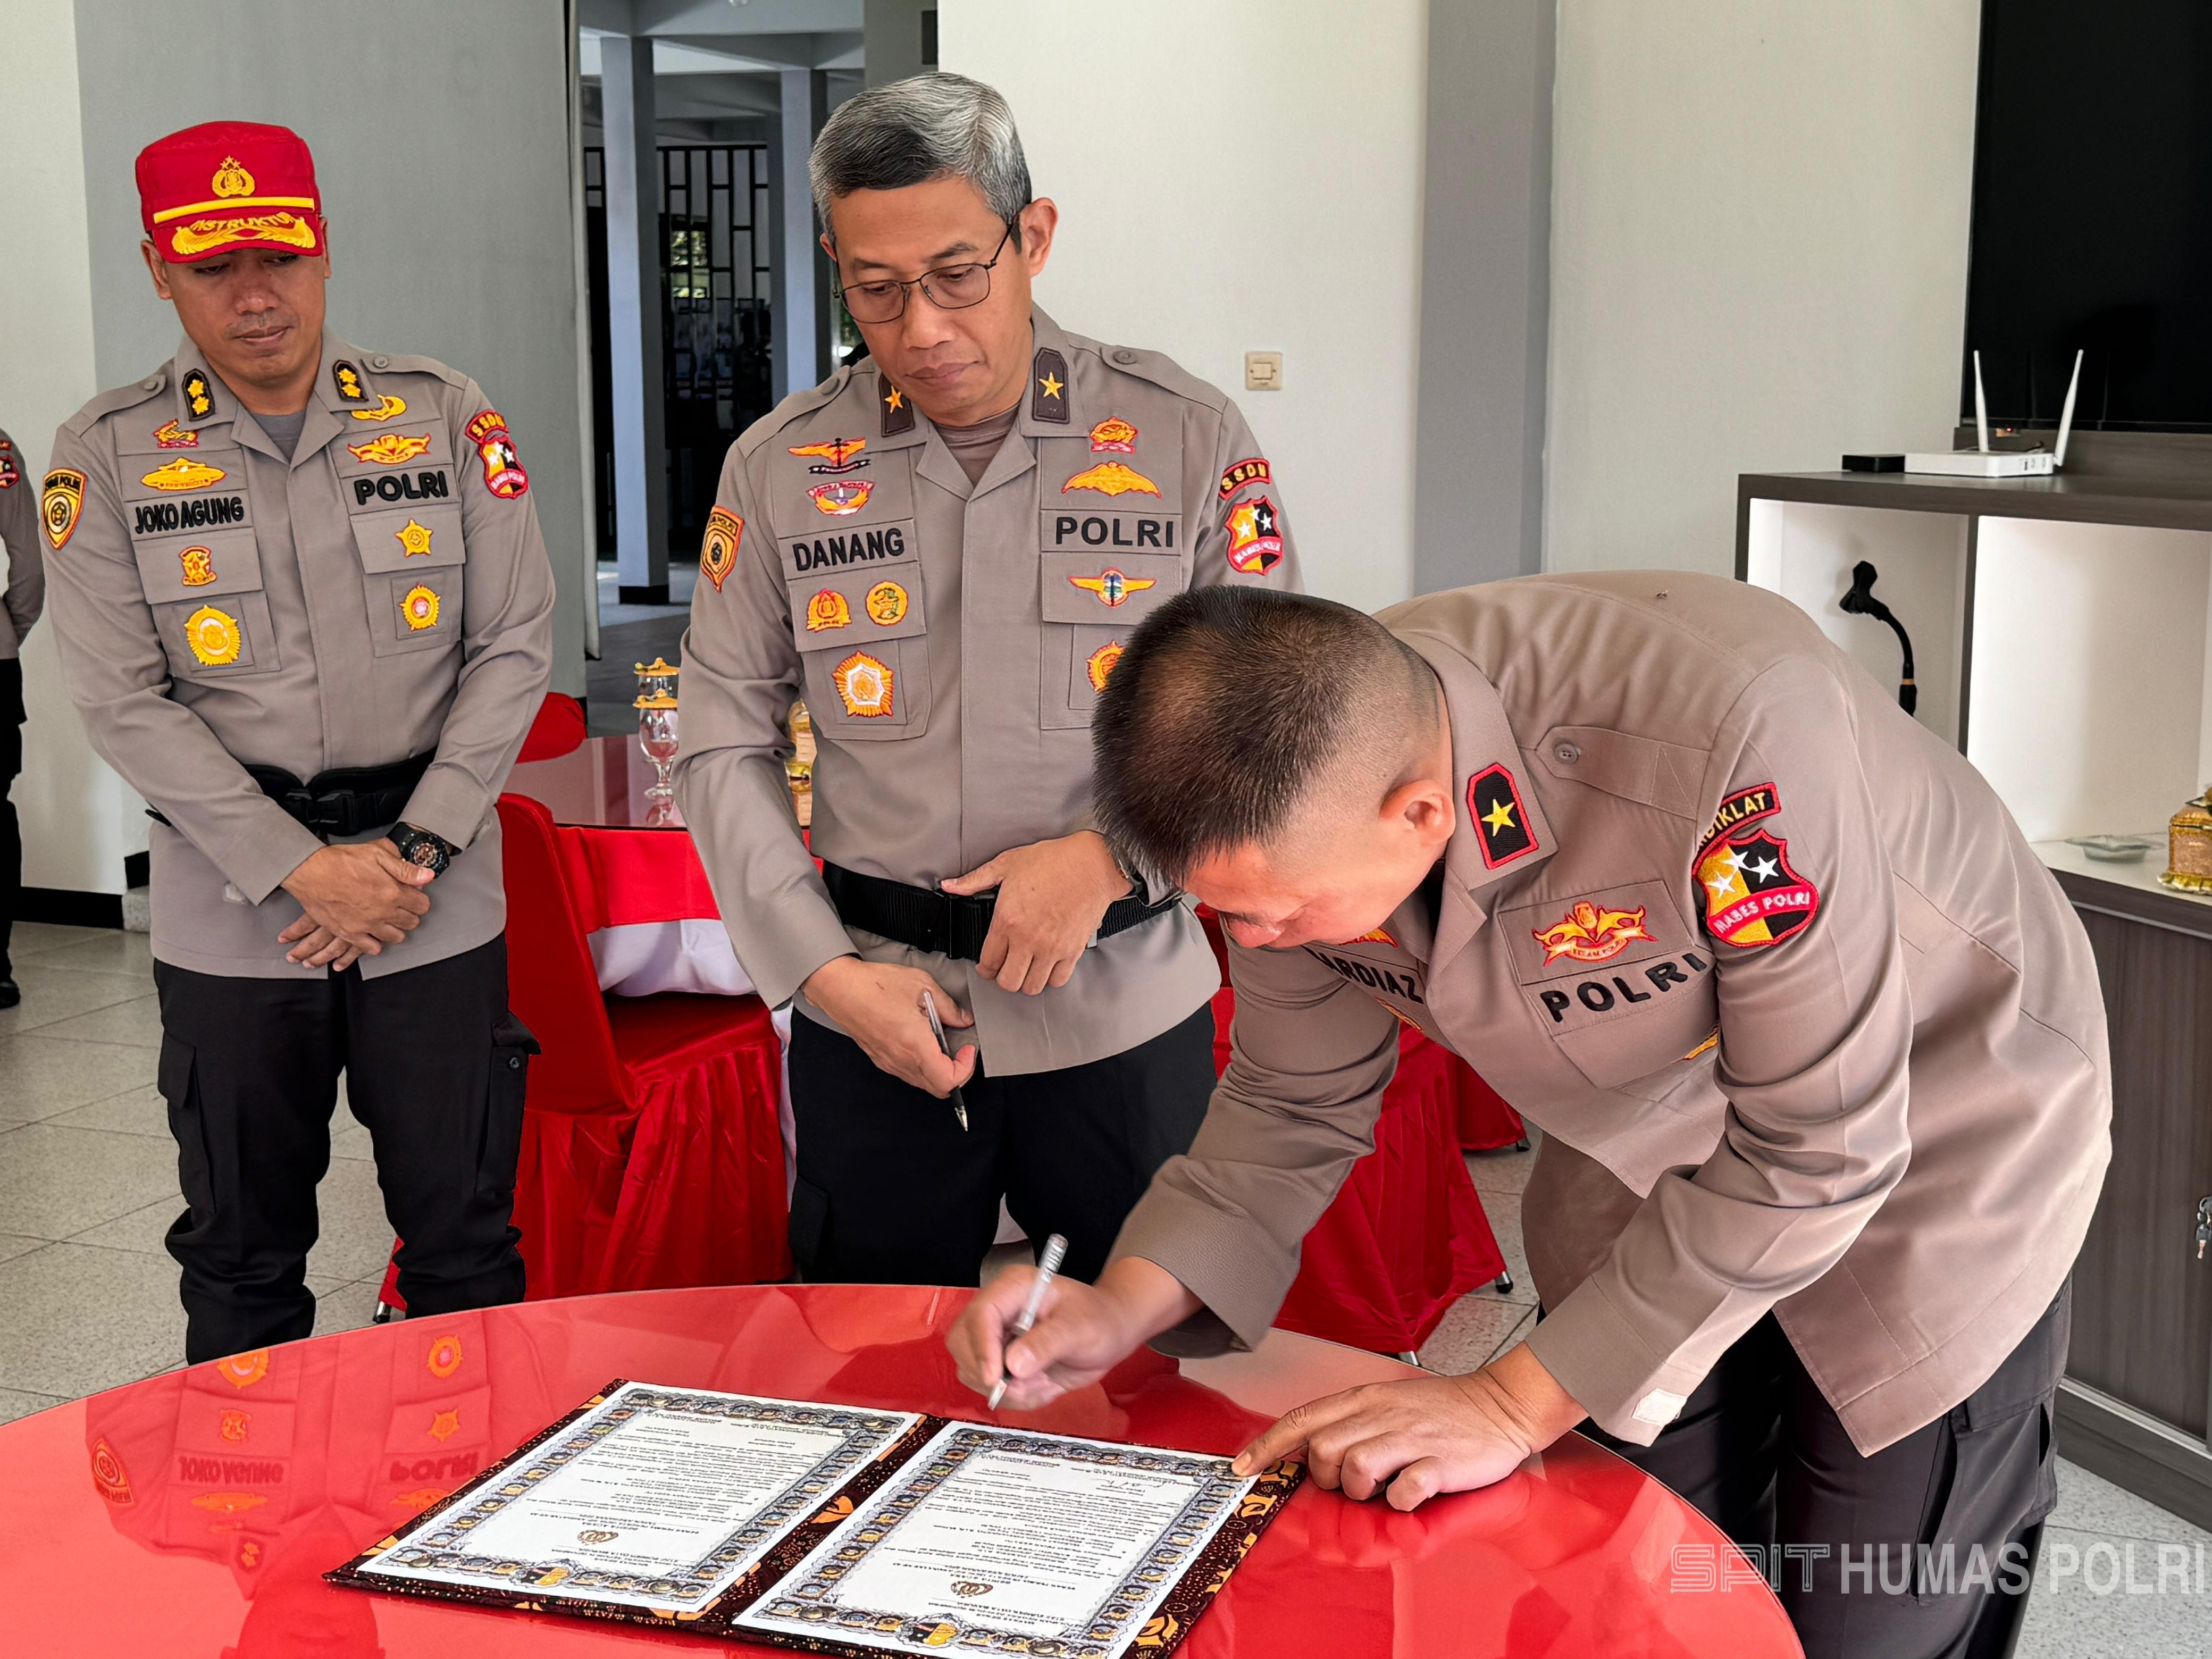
top-left (0, 1286), bottom-right (1799, 1657)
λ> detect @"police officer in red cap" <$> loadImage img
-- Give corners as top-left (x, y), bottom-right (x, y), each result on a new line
top-left (43, 122), bottom-right (554, 1362)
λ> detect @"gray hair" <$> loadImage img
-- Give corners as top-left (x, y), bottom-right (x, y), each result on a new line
top-left (809, 72), bottom-right (1032, 239)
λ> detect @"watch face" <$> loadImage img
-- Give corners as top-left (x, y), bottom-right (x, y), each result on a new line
top-left (406, 841), bottom-right (441, 867)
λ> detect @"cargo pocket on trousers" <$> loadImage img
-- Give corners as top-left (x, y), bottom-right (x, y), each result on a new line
top-left (158, 1035), bottom-right (215, 1221)
top-left (476, 1012), bottom-right (539, 1199)
top-left (789, 1176), bottom-right (829, 1277)
top-left (1911, 1396), bottom-right (2055, 1604)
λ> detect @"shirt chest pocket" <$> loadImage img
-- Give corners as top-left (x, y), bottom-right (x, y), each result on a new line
top-left (1037, 548), bottom-right (1183, 730)
top-left (348, 501), bottom-right (465, 656)
top-left (1498, 877), bottom-right (1721, 1099)
top-left (783, 549), bottom-right (931, 739)
top-left (132, 525), bottom-right (281, 682)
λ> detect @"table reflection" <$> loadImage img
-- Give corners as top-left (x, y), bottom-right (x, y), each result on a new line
top-left (24, 1286), bottom-right (1799, 1658)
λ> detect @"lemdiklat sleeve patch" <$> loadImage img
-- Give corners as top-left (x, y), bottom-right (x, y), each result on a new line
top-left (1694, 785), bottom-right (1819, 948)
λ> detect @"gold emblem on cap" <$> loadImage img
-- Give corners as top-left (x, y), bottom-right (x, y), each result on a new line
top-left (141, 458), bottom-right (225, 491)
top-left (184, 605), bottom-right (242, 667)
top-left (401, 584), bottom-right (441, 631)
top-left (395, 519), bottom-right (434, 557)
top-left (212, 157), bottom-right (256, 198)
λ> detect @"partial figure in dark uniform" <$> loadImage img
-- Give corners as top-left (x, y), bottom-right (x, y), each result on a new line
top-left (0, 423), bottom-right (41, 1007)
top-left (44, 123), bottom-right (554, 1362)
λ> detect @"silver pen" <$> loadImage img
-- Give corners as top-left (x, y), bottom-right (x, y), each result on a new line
top-left (988, 1232), bottom-right (1068, 1411)
top-left (919, 990), bottom-right (969, 1132)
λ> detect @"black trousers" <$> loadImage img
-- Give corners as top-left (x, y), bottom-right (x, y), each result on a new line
top-left (1580, 1284), bottom-right (2068, 1659)
top-left (785, 1002), bottom-right (1217, 1286)
top-left (152, 935), bottom-right (536, 1363)
top-left (0, 657), bottom-right (20, 976)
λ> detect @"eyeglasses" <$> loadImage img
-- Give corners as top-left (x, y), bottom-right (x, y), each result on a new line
top-left (835, 219), bottom-right (1018, 324)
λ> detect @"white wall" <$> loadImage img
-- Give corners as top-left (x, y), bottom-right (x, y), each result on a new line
top-left (1545, 0), bottom-right (1981, 576)
top-left (940, 0), bottom-right (1427, 614)
top-left (0, 0), bottom-right (132, 894)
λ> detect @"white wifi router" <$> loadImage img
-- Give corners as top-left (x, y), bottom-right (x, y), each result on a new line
top-left (1905, 348), bottom-right (2081, 478)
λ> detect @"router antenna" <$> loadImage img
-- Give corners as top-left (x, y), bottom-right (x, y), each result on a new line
top-left (2054, 348), bottom-right (2083, 468)
top-left (1973, 350), bottom-right (1991, 452)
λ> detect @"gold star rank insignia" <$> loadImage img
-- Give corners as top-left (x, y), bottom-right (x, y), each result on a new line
top-left (1467, 763), bottom-right (1536, 868)
top-left (1030, 347), bottom-right (1071, 423)
top-left (394, 518), bottom-right (434, 557)
top-left (878, 373), bottom-right (914, 435)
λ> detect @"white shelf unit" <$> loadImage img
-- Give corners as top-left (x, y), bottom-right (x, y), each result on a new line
top-left (1740, 493), bottom-right (2212, 852)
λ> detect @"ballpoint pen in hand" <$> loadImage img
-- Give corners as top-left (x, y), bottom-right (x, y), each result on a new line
top-left (919, 989), bottom-right (969, 1132)
top-left (988, 1232), bottom-right (1067, 1411)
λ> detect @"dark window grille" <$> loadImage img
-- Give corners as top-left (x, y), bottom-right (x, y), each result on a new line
top-left (583, 143), bottom-right (774, 558)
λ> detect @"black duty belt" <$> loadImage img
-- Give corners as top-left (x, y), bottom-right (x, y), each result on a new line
top-left (148, 751), bottom-right (435, 840)
top-left (821, 860), bottom-right (1179, 963)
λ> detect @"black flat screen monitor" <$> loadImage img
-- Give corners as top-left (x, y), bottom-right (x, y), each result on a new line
top-left (1965, 2), bottom-right (2212, 431)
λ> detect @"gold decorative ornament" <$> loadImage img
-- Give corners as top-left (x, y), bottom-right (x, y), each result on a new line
top-left (2163, 786), bottom-right (2212, 894)
top-left (394, 519), bottom-right (434, 558)
top-left (400, 584), bottom-right (441, 631)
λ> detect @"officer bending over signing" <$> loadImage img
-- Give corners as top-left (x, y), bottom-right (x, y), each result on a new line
top-left (677, 74), bottom-right (1301, 1287)
top-left (955, 577), bottom-right (2110, 1657)
top-left (44, 123), bottom-right (554, 1362)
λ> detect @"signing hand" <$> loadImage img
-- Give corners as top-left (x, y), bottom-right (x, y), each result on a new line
top-left (950, 1256), bottom-right (1201, 1412)
top-left (278, 842), bottom-right (435, 968)
top-left (940, 831), bottom-right (1132, 996)
top-left (1229, 1344), bottom-right (1587, 1511)
top-left (802, 955), bottom-right (977, 1095)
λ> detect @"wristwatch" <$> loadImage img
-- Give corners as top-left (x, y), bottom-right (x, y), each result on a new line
top-left (388, 822), bottom-right (457, 875)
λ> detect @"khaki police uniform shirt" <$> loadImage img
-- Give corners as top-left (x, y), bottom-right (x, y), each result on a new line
top-left (0, 428), bottom-right (43, 658)
top-left (1113, 572), bottom-right (2112, 1456)
top-left (44, 334), bottom-right (555, 979)
top-left (677, 309), bottom-right (1302, 1075)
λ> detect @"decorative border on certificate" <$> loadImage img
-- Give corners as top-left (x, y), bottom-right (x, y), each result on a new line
top-left (731, 1423), bottom-right (1305, 1658)
top-left (328, 1381), bottom-right (920, 1622)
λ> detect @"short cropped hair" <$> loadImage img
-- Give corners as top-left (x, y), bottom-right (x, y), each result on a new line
top-left (1094, 588), bottom-right (1439, 883)
top-left (810, 72), bottom-right (1033, 236)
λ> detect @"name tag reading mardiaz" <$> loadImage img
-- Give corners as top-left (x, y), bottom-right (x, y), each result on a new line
top-left (327, 1379), bottom-right (1303, 1658)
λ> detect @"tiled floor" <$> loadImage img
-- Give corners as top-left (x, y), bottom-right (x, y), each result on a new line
top-left (0, 921), bottom-right (395, 1419)
top-left (3, 921), bottom-right (2207, 1650)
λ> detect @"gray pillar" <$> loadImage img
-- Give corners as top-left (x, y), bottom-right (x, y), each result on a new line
top-left (772, 66), bottom-right (831, 400)
top-left (864, 0), bottom-right (927, 87)
top-left (601, 33), bottom-right (670, 604)
top-left (1412, 0), bottom-right (1554, 592)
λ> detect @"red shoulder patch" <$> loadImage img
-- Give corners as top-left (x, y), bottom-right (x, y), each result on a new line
top-left (1696, 825), bottom-right (1819, 948)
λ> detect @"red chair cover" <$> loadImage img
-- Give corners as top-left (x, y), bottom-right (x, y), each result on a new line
top-left (516, 692), bottom-right (588, 762)
top-left (1208, 988), bottom-right (1506, 1354)
top-left (473, 795), bottom-right (789, 1299)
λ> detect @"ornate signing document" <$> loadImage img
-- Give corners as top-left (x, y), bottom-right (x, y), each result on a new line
top-left (329, 1380), bottom-right (1303, 1658)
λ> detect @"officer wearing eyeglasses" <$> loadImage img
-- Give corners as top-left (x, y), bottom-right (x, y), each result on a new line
top-left (677, 72), bottom-right (1302, 1288)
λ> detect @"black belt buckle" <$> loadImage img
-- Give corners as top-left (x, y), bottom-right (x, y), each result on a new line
top-left (945, 890), bottom-right (995, 962)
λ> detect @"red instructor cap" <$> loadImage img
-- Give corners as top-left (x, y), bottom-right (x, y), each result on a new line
top-left (136, 121), bottom-right (324, 263)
